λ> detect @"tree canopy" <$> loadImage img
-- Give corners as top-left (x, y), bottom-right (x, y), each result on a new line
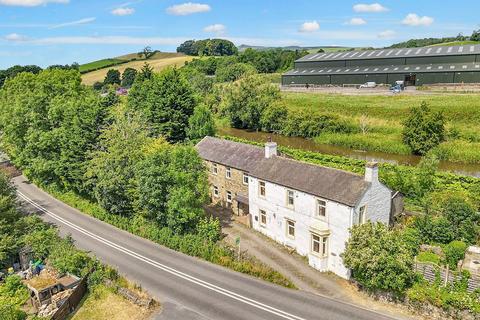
top-left (127, 67), bottom-right (196, 142)
top-left (0, 69), bottom-right (106, 191)
top-left (177, 39), bottom-right (238, 56)
top-left (104, 69), bottom-right (121, 86)
top-left (187, 105), bottom-right (216, 140)
top-left (221, 75), bottom-right (280, 130)
top-left (402, 102), bottom-right (445, 155)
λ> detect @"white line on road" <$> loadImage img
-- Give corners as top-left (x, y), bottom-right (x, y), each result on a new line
top-left (17, 190), bottom-right (307, 320)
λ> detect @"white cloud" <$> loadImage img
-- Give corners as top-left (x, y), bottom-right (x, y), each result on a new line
top-left (402, 13), bottom-right (434, 27)
top-left (377, 30), bottom-right (396, 39)
top-left (346, 17), bottom-right (367, 25)
top-left (166, 2), bottom-right (210, 16)
top-left (203, 24), bottom-right (226, 35)
top-left (353, 3), bottom-right (388, 13)
top-left (299, 21), bottom-right (319, 33)
top-left (6, 35), bottom-right (187, 45)
top-left (0, 0), bottom-right (68, 6)
top-left (4, 33), bottom-right (28, 41)
top-left (50, 17), bottom-right (96, 29)
top-left (111, 7), bottom-right (135, 16)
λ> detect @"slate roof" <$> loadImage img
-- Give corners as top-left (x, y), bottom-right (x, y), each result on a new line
top-left (195, 136), bottom-right (266, 173)
top-left (196, 136), bottom-right (370, 207)
top-left (251, 157), bottom-right (369, 207)
top-left (298, 44), bottom-right (480, 62)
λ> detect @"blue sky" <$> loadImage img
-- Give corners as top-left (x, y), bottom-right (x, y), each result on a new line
top-left (0, 0), bottom-right (478, 68)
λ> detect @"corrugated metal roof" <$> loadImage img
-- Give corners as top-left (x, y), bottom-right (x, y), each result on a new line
top-left (298, 44), bottom-right (480, 62)
top-left (284, 63), bottom-right (480, 76)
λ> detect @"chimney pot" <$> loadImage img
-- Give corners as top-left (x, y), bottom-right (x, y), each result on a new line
top-left (265, 142), bottom-right (277, 159)
top-left (365, 161), bottom-right (379, 183)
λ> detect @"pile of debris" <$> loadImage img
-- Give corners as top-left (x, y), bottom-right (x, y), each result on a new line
top-left (37, 288), bottom-right (73, 318)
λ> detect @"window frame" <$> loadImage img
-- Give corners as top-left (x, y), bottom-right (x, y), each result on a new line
top-left (311, 233), bottom-right (328, 258)
top-left (259, 209), bottom-right (267, 227)
top-left (358, 205), bottom-right (367, 225)
top-left (286, 189), bottom-right (295, 208)
top-left (259, 181), bottom-right (266, 198)
top-left (242, 173), bottom-right (249, 185)
top-left (285, 219), bottom-right (295, 239)
top-left (225, 167), bottom-right (232, 179)
top-left (316, 198), bottom-right (327, 220)
top-left (212, 163), bottom-right (218, 175)
top-left (213, 185), bottom-right (219, 197)
top-left (226, 191), bottom-right (233, 203)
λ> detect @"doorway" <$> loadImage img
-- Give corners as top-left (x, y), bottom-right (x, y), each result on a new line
top-left (404, 74), bottom-right (416, 86)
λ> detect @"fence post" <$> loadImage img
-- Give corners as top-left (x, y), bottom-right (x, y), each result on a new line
top-left (444, 264), bottom-right (449, 287)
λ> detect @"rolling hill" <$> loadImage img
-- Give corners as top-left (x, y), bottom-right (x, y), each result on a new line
top-left (80, 52), bottom-right (194, 85)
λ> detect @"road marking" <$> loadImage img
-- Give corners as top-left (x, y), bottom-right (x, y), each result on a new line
top-left (17, 191), bottom-right (307, 320)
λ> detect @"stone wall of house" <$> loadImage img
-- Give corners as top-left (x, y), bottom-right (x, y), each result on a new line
top-left (204, 160), bottom-right (249, 215)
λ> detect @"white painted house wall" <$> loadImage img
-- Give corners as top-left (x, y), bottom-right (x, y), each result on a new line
top-left (248, 156), bottom-right (392, 279)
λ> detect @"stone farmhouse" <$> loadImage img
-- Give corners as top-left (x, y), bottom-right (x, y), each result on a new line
top-left (196, 136), bottom-right (395, 279)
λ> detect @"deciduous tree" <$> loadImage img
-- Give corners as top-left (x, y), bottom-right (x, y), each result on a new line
top-left (127, 67), bottom-right (196, 142)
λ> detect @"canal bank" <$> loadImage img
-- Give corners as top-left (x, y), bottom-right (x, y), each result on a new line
top-left (218, 127), bottom-right (480, 178)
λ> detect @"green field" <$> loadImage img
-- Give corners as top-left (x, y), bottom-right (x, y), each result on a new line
top-left (282, 92), bottom-right (480, 163)
top-left (79, 58), bottom-right (125, 73)
top-left (428, 40), bottom-right (480, 47)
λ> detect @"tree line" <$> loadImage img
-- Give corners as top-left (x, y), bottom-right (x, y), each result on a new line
top-left (0, 67), bottom-right (216, 235)
top-left (388, 29), bottom-right (480, 48)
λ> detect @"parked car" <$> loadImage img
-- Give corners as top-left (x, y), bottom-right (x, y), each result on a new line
top-left (359, 81), bottom-right (377, 88)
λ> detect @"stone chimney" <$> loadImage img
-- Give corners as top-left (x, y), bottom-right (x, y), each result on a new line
top-left (365, 162), bottom-right (379, 183)
top-left (265, 141), bottom-right (277, 159)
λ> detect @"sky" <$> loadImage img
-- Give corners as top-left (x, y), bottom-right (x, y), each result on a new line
top-left (0, 0), bottom-right (478, 68)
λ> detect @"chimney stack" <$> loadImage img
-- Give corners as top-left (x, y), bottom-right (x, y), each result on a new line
top-left (365, 162), bottom-right (379, 183)
top-left (265, 141), bottom-right (277, 159)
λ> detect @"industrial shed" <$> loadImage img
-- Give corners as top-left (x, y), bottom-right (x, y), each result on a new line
top-left (282, 44), bottom-right (480, 86)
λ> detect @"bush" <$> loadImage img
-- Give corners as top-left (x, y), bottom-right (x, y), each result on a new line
top-left (402, 102), bottom-right (445, 155)
top-left (196, 216), bottom-right (221, 243)
top-left (413, 214), bottom-right (455, 244)
top-left (260, 103), bottom-right (289, 133)
top-left (215, 63), bottom-right (256, 82)
top-left (280, 112), bottom-right (357, 138)
top-left (443, 240), bottom-right (468, 269)
top-left (343, 223), bottom-right (417, 293)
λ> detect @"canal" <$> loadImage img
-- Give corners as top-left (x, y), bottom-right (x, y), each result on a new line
top-left (218, 127), bottom-right (480, 178)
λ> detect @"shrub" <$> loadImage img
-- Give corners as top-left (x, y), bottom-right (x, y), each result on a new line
top-left (412, 214), bottom-right (455, 244)
top-left (196, 216), bottom-right (221, 243)
top-left (417, 251), bottom-right (442, 265)
top-left (402, 102), bottom-right (445, 155)
top-left (443, 240), bottom-right (468, 269)
top-left (281, 112), bottom-right (357, 138)
top-left (260, 103), bottom-right (288, 133)
top-left (441, 195), bottom-right (479, 244)
top-left (343, 222), bottom-right (417, 293)
top-left (215, 63), bottom-right (256, 82)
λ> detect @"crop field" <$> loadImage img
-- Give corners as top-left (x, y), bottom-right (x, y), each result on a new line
top-left (282, 92), bottom-right (480, 163)
top-left (81, 54), bottom-right (193, 85)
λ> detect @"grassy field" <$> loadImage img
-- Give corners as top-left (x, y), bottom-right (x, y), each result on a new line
top-left (282, 92), bottom-right (480, 163)
top-left (71, 285), bottom-right (155, 320)
top-left (81, 52), bottom-right (193, 85)
top-left (79, 58), bottom-right (124, 73)
top-left (428, 40), bottom-right (480, 47)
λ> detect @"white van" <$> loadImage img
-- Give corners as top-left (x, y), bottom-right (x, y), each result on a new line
top-left (359, 81), bottom-right (377, 88)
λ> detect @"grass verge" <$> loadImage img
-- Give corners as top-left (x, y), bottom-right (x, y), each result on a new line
top-left (41, 184), bottom-right (296, 289)
top-left (71, 285), bottom-right (155, 320)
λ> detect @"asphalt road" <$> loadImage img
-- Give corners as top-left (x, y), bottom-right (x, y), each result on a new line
top-left (13, 175), bottom-right (400, 320)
